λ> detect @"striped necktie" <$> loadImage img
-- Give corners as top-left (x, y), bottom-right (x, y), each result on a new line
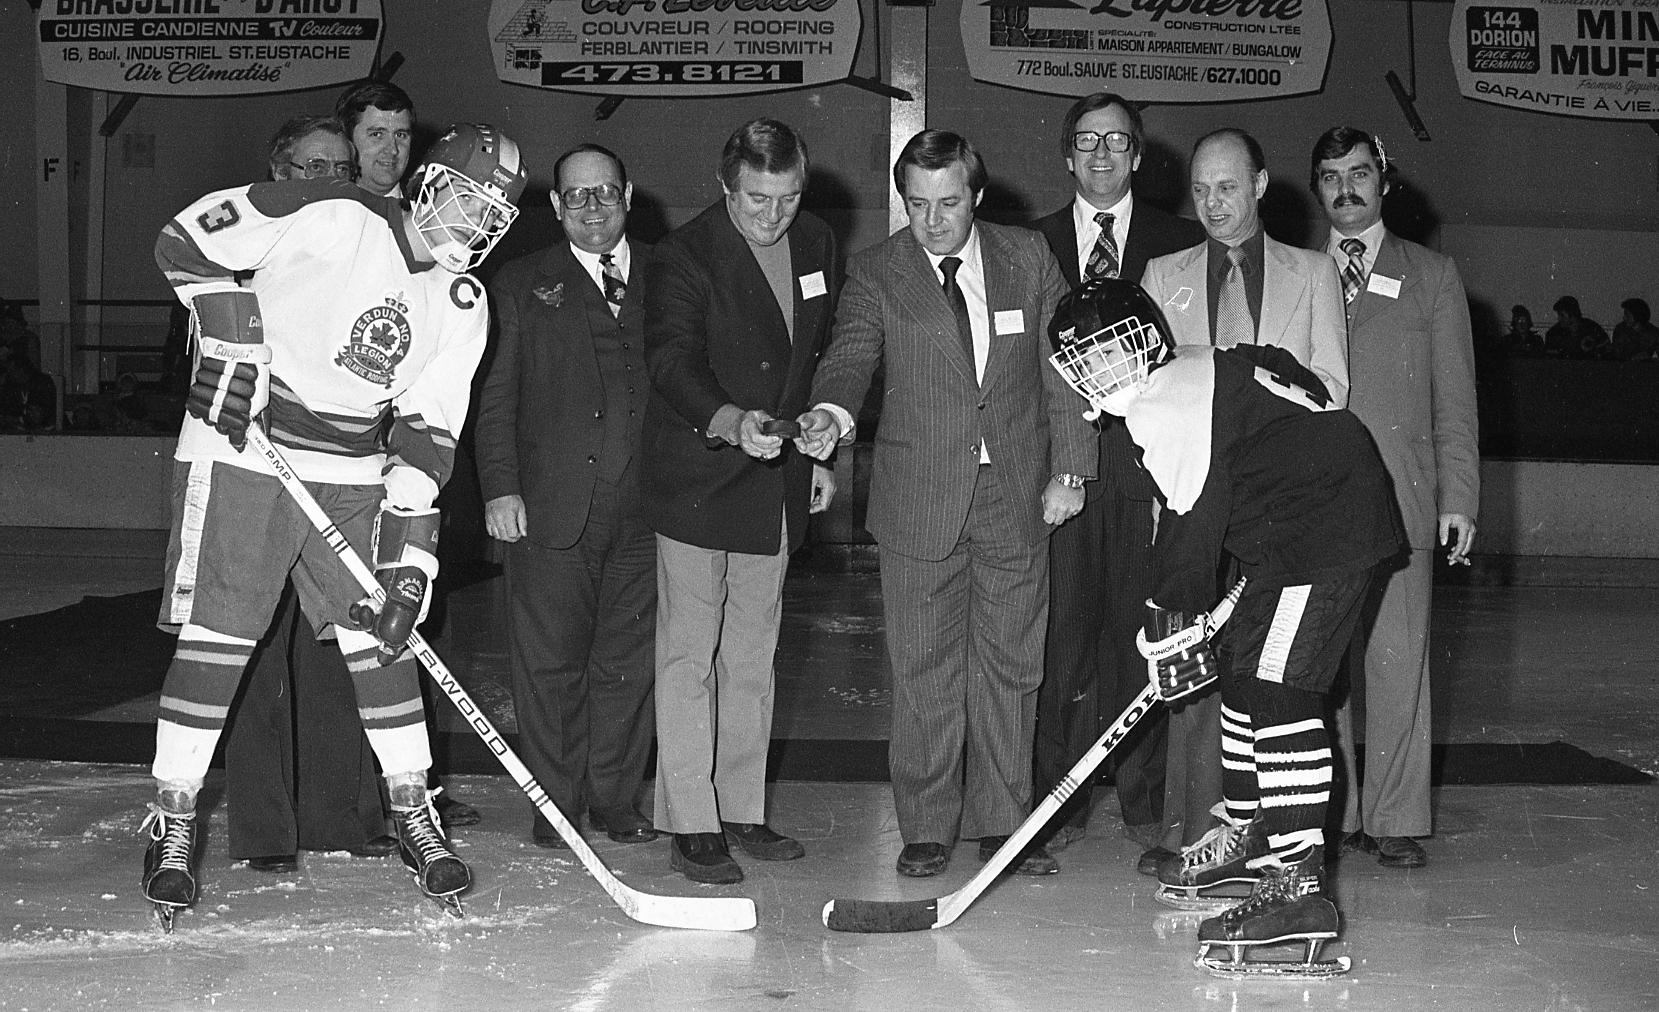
top-left (1340, 238), bottom-right (1366, 308)
top-left (1214, 246), bottom-right (1252, 349)
top-left (1085, 212), bottom-right (1121, 279)
top-left (600, 252), bottom-right (625, 317)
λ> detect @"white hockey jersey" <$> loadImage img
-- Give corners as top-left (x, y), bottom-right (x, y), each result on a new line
top-left (156, 179), bottom-right (489, 509)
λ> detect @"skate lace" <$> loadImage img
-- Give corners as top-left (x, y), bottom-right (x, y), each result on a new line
top-left (141, 804), bottom-right (194, 872)
top-left (1180, 818), bottom-right (1246, 873)
top-left (398, 794), bottom-right (451, 867)
top-left (1222, 864), bottom-right (1314, 926)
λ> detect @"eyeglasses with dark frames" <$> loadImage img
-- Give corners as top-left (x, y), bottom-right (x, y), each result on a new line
top-left (559, 183), bottom-right (625, 209)
top-left (1071, 131), bottom-right (1134, 154)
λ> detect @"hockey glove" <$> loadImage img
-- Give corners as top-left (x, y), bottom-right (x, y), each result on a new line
top-left (348, 504), bottom-right (441, 665)
top-left (1136, 600), bottom-right (1219, 702)
top-left (185, 290), bottom-right (271, 451)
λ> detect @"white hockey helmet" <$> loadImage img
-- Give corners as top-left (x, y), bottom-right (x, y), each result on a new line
top-left (1048, 276), bottom-right (1175, 419)
top-left (411, 123), bottom-right (527, 273)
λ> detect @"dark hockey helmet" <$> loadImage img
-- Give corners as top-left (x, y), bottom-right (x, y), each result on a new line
top-left (411, 123), bottom-right (527, 272)
top-left (1048, 276), bottom-right (1175, 419)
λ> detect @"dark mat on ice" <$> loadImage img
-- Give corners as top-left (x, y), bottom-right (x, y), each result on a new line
top-left (1, 589), bottom-right (1652, 786)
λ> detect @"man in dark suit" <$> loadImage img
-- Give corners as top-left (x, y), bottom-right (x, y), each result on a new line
top-left (476, 143), bottom-right (658, 850)
top-left (1026, 93), bottom-right (1205, 868)
top-left (800, 130), bottom-right (1095, 879)
top-left (642, 119), bottom-right (839, 884)
top-left (1310, 127), bottom-right (1478, 869)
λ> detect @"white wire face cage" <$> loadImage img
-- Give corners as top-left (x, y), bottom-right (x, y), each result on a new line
top-left (1050, 313), bottom-right (1162, 417)
top-left (412, 164), bottom-right (522, 272)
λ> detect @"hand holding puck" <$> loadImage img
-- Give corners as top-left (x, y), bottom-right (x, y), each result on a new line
top-left (761, 419), bottom-right (801, 438)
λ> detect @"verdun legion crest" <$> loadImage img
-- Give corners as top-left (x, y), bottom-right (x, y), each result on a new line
top-left (338, 293), bottom-right (414, 387)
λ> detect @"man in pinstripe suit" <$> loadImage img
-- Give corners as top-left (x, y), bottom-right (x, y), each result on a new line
top-left (798, 130), bottom-right (1096, 878)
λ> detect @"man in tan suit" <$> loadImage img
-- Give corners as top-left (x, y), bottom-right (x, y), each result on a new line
top-left (1138, 128), bottom-right (1350, 864)
top-left (1310, 126), bottom-right (1478, 869)
top-left (799, 130), bottom-right (1095, 879)
top-left (1141, 129), bottom-right (1349, 408)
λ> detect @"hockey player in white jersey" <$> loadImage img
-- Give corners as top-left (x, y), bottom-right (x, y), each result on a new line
top-left (1048, 277), bottom-right (1403, 979)
top-left (142, 124), bottom-right (526, 929)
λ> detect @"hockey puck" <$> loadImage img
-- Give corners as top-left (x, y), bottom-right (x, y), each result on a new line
top-left (760, 419), bottom-right (800, 438)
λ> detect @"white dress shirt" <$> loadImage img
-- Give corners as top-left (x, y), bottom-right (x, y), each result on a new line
top-left (570, 237), bottom-right (632, 293)
top-left (817, 228), bottom-right (992, 462)
top-left (1324, 219), bottom-right (1386, 281)
top-left (1072, 191), bottom-right (1134, 281)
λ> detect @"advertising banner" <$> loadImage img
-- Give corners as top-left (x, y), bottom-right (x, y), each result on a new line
top-left (1450, 0), bottom-right (1659, 119)
top-left (960, 0), bottom-right (1332, 102)
top-left (37, 1), bottom-right (382, 97)
top-left (487, 0), bottom-right (862, 97)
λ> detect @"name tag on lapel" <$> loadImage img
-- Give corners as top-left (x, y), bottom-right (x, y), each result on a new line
top-left (1367, 273), bottom-right (1402, 299)
top-left (994, 309), bottom-right (1024, 335)
top-left (799, 271), bottom-right (827, 300)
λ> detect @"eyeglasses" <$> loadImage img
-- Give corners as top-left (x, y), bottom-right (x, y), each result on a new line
top-left (289, 158), bottom-right (356, 180)
top-left (559, 183), bottom-right (625, 209)
top-left (1072, 131), bottom-right (1134, 154)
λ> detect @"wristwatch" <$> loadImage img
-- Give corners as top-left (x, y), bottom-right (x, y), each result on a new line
top-left (1052, 473), bottom-right (1086, 489)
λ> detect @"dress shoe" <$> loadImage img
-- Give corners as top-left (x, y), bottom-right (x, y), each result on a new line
top-left (434, 792), bottom-right (481, 827)
top-left (670, 832), bottom-right (744, 884)
top-left (349, 835), bottom-right (399, 858)
top-left (589, 807), bottom-right (659, 843)
top-left (1044, 822), bottom-right (1087, 854)
top-left (1340, 830), bottom-right (1376, 856)
top-left (896, 842), bottom-right (951, 878)
top-left (721, 822), bottom-right (805, 861)
top-left (1373, 835), bottom-right (1428, 868)
top-left (246, 854), bottom-right (298, 874)
top-left (1137, 845), bottom-right (1175, 876)
top-left (978, 836), bottom-right (1059, 876)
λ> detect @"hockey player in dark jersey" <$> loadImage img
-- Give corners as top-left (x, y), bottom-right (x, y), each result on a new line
top-left (1048, 277), bottom-right (1403, 979)
top-left (142, 125), bottom-right (526, 929)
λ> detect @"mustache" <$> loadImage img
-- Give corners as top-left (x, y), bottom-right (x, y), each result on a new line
top-left (1333, 194), bottom-right (1367, 207)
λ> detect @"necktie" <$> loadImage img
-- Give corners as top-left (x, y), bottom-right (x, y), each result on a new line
top-left (940, 256), bottom-right (978, 378)
top-left (1085, 212), bottom-right (1121, 279)
top-left (599, 252), bottom-right (626, 317)
top-left (1214, 246), bottom-right (1253, 349)
top-left (1339, 237), bottom-right (1366, 309)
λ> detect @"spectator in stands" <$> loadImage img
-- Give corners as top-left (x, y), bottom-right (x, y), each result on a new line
top-left (1503, 305), bottom-right (1544, 357)
top-left (1545, 296), bottom-right (1610, 359)
top-left (0, 300), bottom-right (41, 369)
top-left (0, 350), bottom-right (56, 430)
top-left (1611, 298), bottom-right (1659, 361)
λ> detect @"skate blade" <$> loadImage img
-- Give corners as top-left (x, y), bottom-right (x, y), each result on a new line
top-left (1196, 953), bottom-right (1350, 981)
top-left (1155, 885), bottom-right (1254, 911)
top-left (152, 903), bottom-right (184, 934)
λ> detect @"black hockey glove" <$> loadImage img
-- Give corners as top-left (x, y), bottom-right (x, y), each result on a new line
top-left (348, 504), bottom-right (441, 665)
top-left (1136, 601), bottom-right (1219, 702)
top-left (185, 290), bottom-right (270, 451)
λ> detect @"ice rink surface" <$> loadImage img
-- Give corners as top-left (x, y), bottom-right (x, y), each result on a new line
top-left (1, 555), bottom-right (1655, 1011)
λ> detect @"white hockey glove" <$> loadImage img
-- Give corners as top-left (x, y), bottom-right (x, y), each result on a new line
top-left (186, 290), bottom-right (271, 451)
top-left (1135, 579), bottom-right (1247, 702)
top-left (348, 503), bottom-right (440, 665)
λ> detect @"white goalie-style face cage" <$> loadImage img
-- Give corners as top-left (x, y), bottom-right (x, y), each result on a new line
top-left (411, 124), bottom-right (526, 273)
top-left (1051, 313), bottom-right (1165, 419)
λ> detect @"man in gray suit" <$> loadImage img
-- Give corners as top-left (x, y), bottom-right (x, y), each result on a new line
top-left (1310, 126), bottom-right (1478, 869)
top-left (798, 130), bottom-right (1095, 879)
top-left (1138, 127), bottom-right (1350, 871)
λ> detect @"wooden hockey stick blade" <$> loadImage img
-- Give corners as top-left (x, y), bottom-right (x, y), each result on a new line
top-left (246, 429), bottom-right (757, 932)
top-left (823, 683), bottom-right (1161, 933)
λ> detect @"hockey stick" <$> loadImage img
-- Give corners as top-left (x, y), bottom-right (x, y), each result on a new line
top-left (823, 578), bottom-right (1247, 933)
top-left (245, 428), bottom-right (757, 932)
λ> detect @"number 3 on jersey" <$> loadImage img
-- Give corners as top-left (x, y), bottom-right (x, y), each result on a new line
top-left (196, 200), bottom-right (241, 234)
